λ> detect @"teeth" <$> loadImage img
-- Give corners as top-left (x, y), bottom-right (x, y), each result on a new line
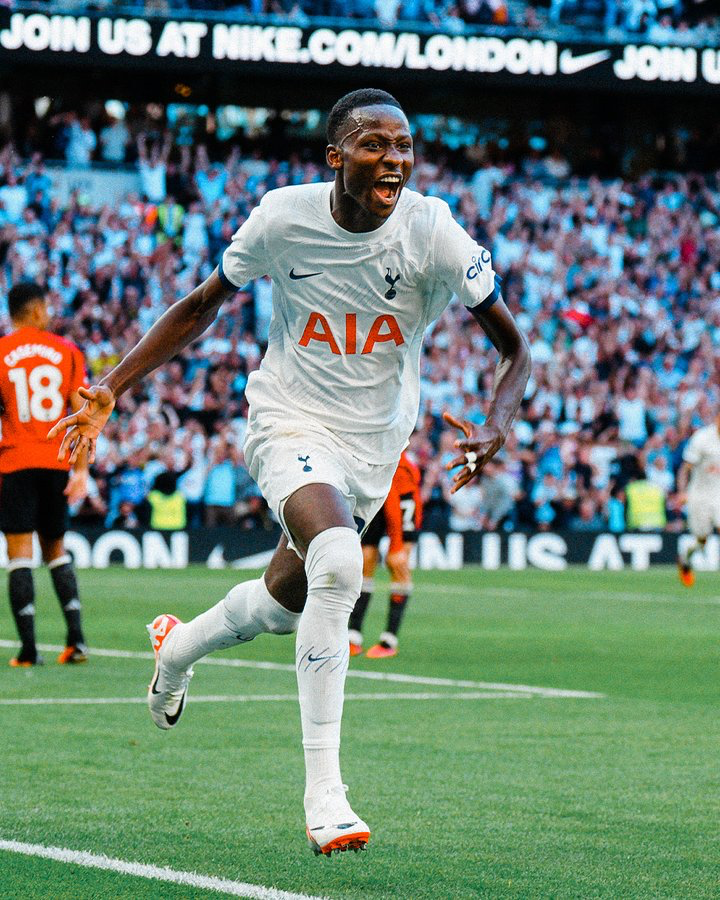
top-left (378, 175), bottom-right (401, 183)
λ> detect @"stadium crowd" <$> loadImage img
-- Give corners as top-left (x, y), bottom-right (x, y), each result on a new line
top-left (0, 109), bottom-right (717, 534)
top-left (19, 0), bottom-right (720, 46)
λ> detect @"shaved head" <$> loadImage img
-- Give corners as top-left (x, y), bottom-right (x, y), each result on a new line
top-left (326, 89), bottom-right (404, 145)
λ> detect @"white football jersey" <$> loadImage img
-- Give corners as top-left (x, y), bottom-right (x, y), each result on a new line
top-left (683, 424), bottom-right (720, 496)
top-left (220, 182), bottom-right (499, 463)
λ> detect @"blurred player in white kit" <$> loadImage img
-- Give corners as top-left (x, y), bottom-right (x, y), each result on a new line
top-left (677, 413), bottom-right (720, 587)
top-left (51, 88), bottom-right (530, 856)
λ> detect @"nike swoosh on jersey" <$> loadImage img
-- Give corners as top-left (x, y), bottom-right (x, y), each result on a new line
top-left (289, 268), bottom-right (323, 280)
top-left (559, 49), bottom-right (612, 75)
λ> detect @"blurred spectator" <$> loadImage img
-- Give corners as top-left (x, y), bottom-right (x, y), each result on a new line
top-left (69, 473), bottom-right (108, 527)
top-left (479, 460), bottom-right (516, 530)
top-left (99, 117), bottom-right (131, 165)
top-left (137, 132), bottom-right (172, 203)
top-left (204, 443), bottom-right (239, 526)
top-left (569, 497), bottom-right (606, 531)
top-left (111, 499), bottom-right (142, 530)
top-left (64, 114), bottom-right (97, 167)
top-left (0, 172), bottom-right (27, 225)
top-left (625, 472), bottom-right (667, 530)
top-left (146, 471), bottom-right (188, 531)
top-left (449, 480), bottom-right (484, 530)
top-left (606, 486), bottom-right (626, 533)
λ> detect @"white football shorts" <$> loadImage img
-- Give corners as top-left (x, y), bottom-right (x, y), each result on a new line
top-left (244, 407), bottom-right (397, 556)
top-left (687, 493), bottom-right (720, 539)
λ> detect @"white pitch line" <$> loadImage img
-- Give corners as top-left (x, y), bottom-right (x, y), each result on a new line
top-left (0, 691), bottom-right (532, 706)
top-left (0, 641), bottom-right (603, 699)
top-left (0, 838), bottom-right (328, 900)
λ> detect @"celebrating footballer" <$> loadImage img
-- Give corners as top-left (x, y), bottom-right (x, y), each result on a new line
top-left (50, 88), bottom-right (531, 856)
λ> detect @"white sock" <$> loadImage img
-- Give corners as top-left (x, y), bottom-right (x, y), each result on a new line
top-left (168, 576), bottom-right (300, 671)
top-left (681, 539), bottom-right (705, 566)
top-left (296, 527), bottom-right (363, 813)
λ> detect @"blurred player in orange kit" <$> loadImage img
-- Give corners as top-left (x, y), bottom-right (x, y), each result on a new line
top-left (348, 450), bottom-right (422, 658)
top-left (0, 282), bottom-right (89, 666)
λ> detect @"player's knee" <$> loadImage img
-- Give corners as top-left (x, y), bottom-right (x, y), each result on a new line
top-left (305, 526), bottom-right (363, 613)
top-left (224, 577), bottom-right (301, 637)
top-left (264, 615), bottom-right (298, 636)
top-left (263, 567), bottom-right (307, 614)
top-left (387, 550), bottom-right (411, 584)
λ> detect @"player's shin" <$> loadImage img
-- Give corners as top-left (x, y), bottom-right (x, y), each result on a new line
top-left (48, 555), bottom-right (85, 646)
top-left (348, 577), bottom-right (373, 638)
top-left (680, 537), bottom-right (706, 566)
top-left (296, 527), bottom-right (363, 811)
top-left (8, 559), bottom-right (36, 657)
top-left (386, 583), bottom-right (411, 640)
top-left (167, 575), bottom-right (300, 670)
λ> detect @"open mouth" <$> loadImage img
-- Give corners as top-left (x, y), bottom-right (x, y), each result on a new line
top-left (373, 174), bottom-right (403, 205)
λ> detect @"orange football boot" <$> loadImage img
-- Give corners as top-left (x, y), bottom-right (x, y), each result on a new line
top-left (677, 559), bottom-right (695, 588)
top-left (57, 645), bottom-right (88, 664)
top-left (365, 643), bottom-right (397, 659)
top-left (9, 653), bottom-right (44, 667)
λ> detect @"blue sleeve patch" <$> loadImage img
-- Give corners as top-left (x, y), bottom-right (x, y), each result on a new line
top-left (217, 258), bottom-right (239, 291)
top-left (468, 273), bottom-right (502, 312)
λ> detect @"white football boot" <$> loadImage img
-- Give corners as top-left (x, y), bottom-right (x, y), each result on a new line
top-left (146, 614), bottom-right (193, 730)
top-left (305, 785), bottom-right (371, 856)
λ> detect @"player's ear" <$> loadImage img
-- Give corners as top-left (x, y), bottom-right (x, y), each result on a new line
top-left (326, 144), bottom-right (343, 171)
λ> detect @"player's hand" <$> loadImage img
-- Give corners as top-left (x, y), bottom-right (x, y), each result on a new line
top-left (442, 411), bottom-right (505, 494)
top-left (64, 469), bottom-right (89, 506)
top-left (48, 384), bottom-right (116, 465)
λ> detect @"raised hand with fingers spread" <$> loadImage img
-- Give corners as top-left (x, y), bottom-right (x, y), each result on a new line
top-left (48, 384), bottom-right (116, 466)
top-left (442, 411), bottom-right (505, 494)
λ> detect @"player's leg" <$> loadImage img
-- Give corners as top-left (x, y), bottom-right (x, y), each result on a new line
top-left (147, 536), bottom-right (305, 730)
top-left (366, 543), bottom-right (413, 659)
top-left (165, 537), bottom-right (304, 667)
top-left (36, 470), bottom-right (88, 662)
top-left (282, 482), bottom-right (370, 854)
top-left (678, 499), bottom-right (711, 587)
top-left (348, 524), bottom-right (381, 655)
top-left (1, 470), bottom-right (42, 666)
top-left (5, 532), bottom-right (41, 667)
top-left (40, 535), bottom-right (88, 663)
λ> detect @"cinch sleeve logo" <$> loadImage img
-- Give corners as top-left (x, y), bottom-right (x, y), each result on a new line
top-left (298, 313), bottom-right (405, 355)
top-left (466, 249), bottom-right (492, 280)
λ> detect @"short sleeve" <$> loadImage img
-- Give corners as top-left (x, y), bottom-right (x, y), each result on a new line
top-left (219, 200), bottom-right (269, 290)
top-left (71, 344), bottom-right (88, 393)
top-left (432, 204), bottom-right (501, 311)
top-left (682, 433), bottom-right (702, 466)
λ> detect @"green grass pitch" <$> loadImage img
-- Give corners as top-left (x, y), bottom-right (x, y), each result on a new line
top-left (1, 565), bottom-right (719, 899)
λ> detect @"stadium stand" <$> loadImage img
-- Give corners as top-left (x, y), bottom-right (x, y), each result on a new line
top-left (0, 104), bottom-right (718, 533)
top-left (26, 0), bottom-right (720, 45)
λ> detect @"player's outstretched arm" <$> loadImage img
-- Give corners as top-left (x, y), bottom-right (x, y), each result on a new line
top-left (60, 389), bottom-right (93, 497)
top-left (445, 297), bottom-right (530, 494)
top-left (49, 269), bottom-right (235, 463)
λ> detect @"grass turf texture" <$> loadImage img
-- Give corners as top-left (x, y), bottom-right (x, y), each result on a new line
top-left (1, 565), bottom-right (719, 899)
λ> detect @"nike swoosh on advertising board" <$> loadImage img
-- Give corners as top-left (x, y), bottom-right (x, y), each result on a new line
top-left (559, 49), bottom-right (613, 75)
